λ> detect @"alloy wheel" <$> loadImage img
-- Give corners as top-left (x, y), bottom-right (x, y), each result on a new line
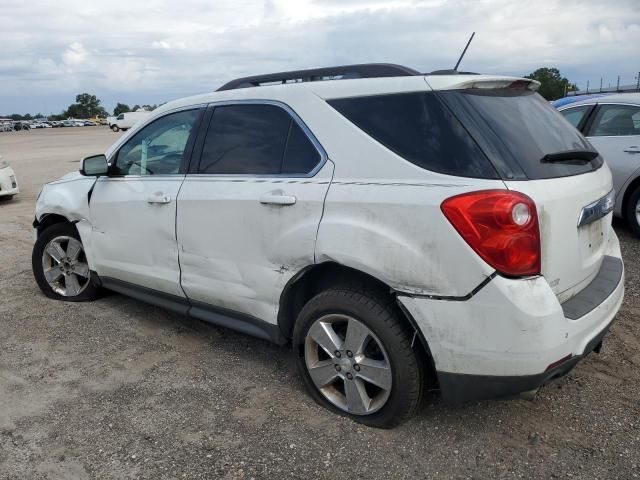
top-left (41, 236), bottom-right (90, 297)
top-left (304, 314), bottom-right (392, 415)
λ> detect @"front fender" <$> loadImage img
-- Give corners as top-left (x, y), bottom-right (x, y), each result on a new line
top-left (36, 175), bottom-right (97, 268)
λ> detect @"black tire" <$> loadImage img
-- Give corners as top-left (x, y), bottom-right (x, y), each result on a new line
top-left (293, 285), bottom-right (423, 428)
top-left (111, 125), bottom-right (119, 132)
top-left (625, 186), bottom-right (640, 236)
top-left (32, 222), bottom-right (101, 302)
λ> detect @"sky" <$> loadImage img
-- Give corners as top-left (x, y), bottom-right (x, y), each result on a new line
top-left (0, 0), bottom-right (638, 115)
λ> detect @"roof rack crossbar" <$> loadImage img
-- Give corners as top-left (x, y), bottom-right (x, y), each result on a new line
top-left (217, 63), bottom-right (421, 91)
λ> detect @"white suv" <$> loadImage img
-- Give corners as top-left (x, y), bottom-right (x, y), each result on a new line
top-left (32, 64), bottom-right (624, 428)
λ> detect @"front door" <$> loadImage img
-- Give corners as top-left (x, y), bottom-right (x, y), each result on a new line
top-left (177, 102), bottom-right (333, 324)
top-left (89, 108), bottom-right (202, 297)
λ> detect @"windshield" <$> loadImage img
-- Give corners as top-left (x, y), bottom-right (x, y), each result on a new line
top-left (438, 89), bottom-right (602, 180)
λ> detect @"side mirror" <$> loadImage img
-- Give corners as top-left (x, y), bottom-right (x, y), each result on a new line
top-left (80, 154), bottom-right (109, 176)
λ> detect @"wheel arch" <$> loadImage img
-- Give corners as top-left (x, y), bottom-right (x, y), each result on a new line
top-left (35, 213), bottom-right (76, 237)
top-left (278, 261), bottom-right (438, 386)
top-left (621, 174), bottom-right (640, 219)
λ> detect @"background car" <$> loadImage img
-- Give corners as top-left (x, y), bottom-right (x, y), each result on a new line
top-left (552, 93), bottom-right (612, 109)
top-left (557, 93), bottom-right (640, 234)
top-left (13, 121), bottom-right (30, 131)
top-left (0, 156), bottom-right (19, 199)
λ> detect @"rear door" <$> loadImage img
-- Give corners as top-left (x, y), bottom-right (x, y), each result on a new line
top-left (438, 87), bottom-right (613, 302)
top-left (177, 101), bottom-right (332, 324)
top-left (582, 103), bottom-right (640, 199)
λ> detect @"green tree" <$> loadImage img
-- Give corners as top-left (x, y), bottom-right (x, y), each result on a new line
top-left (113, 103), bottom-right (131, 116)
top-left (525, 67), bottom-right (576, 101)
top-left (64, 93), bottom-right (107, 119)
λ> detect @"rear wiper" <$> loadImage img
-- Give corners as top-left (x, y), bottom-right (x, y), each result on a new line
top-left (540, 150), bottom-right (599, 164)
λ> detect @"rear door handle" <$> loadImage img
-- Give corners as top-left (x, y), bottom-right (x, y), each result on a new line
top-left (259, 192), bottom-right (296, 206)
top-left (147, 194), bottom-right (172, 204)
top-left (624, 146), bottom-right (640, 154)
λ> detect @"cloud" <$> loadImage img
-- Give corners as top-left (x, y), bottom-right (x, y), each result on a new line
top-left (0, 0), bottom-right (638, 114)
top-left (62, 42), bottom-right (89, 66)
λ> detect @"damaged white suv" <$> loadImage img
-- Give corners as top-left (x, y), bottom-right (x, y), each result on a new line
top-left (33, 64), bottom-right (624, 428)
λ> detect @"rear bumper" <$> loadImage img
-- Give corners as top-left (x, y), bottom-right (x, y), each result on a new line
top-left (399, 233), bottom-right (624, 404)
top-left (437, 312), bottom-right (613, 404)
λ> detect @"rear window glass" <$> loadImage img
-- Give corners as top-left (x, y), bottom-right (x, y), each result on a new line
top-left (438, 89), bottom-right (601, 180)
top-left (328, 92), bottom-right (499, 179)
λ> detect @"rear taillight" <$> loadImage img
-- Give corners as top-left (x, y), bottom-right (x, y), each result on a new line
top-left (441, 190), bottom-right (541, 277)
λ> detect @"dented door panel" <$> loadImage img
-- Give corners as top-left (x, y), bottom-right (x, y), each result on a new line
top-left (177, 161), bottom-right (334, 324)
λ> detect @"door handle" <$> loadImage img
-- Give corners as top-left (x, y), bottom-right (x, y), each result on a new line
top-left (259, 192), bottom-right (296, 206)
top-left (624, 146), bottom-right (640, 154)
top-left (147, 194), bottom-right (172, 204)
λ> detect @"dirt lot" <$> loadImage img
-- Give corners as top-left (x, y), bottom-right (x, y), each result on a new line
top-left (1, 127), bottom-right (639, 479)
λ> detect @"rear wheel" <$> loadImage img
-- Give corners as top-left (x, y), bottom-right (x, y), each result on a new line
top-left (293, 285), bottom-right (423, 428)
top-left (625, 186), bottom-right (640, 236)
top-left (32, 223), bottom-right (101, 301)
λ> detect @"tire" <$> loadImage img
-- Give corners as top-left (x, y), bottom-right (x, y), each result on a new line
top-left (111, 125), bottom-right (119, 132)
top-left (625, 186), bottom-right (640, 236)
top-left (293, 285), bottom-right (423, 428)
top-left (32, 222), bottom-right (101, 302)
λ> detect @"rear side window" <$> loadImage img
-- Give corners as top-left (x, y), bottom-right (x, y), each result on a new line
top-left (439, 89), bottom-right (602, 180)
top-left (198, 104), bottom-right (320, 175)
top-left (328, 92), bottom-right (498, 179)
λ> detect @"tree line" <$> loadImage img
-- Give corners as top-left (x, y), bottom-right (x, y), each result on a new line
top-left (3, 94), bottom-right (162, 121)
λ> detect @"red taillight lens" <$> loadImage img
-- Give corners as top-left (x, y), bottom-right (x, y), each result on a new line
top-left (441, 190), bottom-right (541, 277)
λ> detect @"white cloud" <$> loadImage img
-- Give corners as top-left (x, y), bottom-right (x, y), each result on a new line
top-left (0, 0), bottom-right (638, 114)
top-left (62, 42), bottom-right (89, 66)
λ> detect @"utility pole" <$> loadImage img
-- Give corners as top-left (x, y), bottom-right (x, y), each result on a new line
top-left (600, 77), bottom-right (603, 92)
top-left (636, 72), bottom-right (640, 92)
top-left (586, 80), bottom-right (590, 94)
top-left (617, 75), bottom-right (620, 92)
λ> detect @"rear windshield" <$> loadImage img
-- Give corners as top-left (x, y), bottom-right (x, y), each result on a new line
top-left (437, 89), bottom-right (602, 180)
top-left (328, 92), bottom-right (499, 179)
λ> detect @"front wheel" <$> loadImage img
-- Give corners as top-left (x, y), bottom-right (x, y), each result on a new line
top-left (293, 286), bottom-right (423, 428)
top-left (625, 186), bottom-right (640, 236)
top-left (111, 125), bottom-right (119, 132)
top-left (32, 222), bottom-right (101, 301)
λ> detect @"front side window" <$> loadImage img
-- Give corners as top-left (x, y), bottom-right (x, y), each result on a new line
top-left (587, 104), bottom-right (640, 137)
top-left (560, 105), bottom-right (592, 129)
top-left (113, 109), bottom-right (200, 176)
top-left (198, 104), bottom-right (321, 175)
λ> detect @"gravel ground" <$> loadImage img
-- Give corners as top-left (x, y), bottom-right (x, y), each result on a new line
top-left (1, 128), bottom-right (639, 479)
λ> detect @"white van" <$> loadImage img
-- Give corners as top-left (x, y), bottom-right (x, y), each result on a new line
top-left (112, 111), bottom-right (151, 132)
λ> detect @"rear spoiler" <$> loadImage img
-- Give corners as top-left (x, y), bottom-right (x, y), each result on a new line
top-left (425, 76), bottom-right (541, 92)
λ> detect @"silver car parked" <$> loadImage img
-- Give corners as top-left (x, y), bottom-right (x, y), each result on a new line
top-left (558, 93), bottom-right (640, 235)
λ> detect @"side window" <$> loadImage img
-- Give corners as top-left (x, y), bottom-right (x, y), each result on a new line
top-left (587, 104), bottom-right (640, 137)
top-left (198, 104), bottom-right (321, 175)
top-left (328, 92), bottom-right (498, 179)
top-left (560, 105), bottom-right (591, 129)
top-left (117, 114), bottom-right (124, 120)
top-left (282, 122), bottom-right (321, 174)
top-left (113, 109), bottom-right (200, 176)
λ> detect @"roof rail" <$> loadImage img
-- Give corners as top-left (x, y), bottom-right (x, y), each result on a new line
top-left (217, 63), bottom-right (421, 91)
